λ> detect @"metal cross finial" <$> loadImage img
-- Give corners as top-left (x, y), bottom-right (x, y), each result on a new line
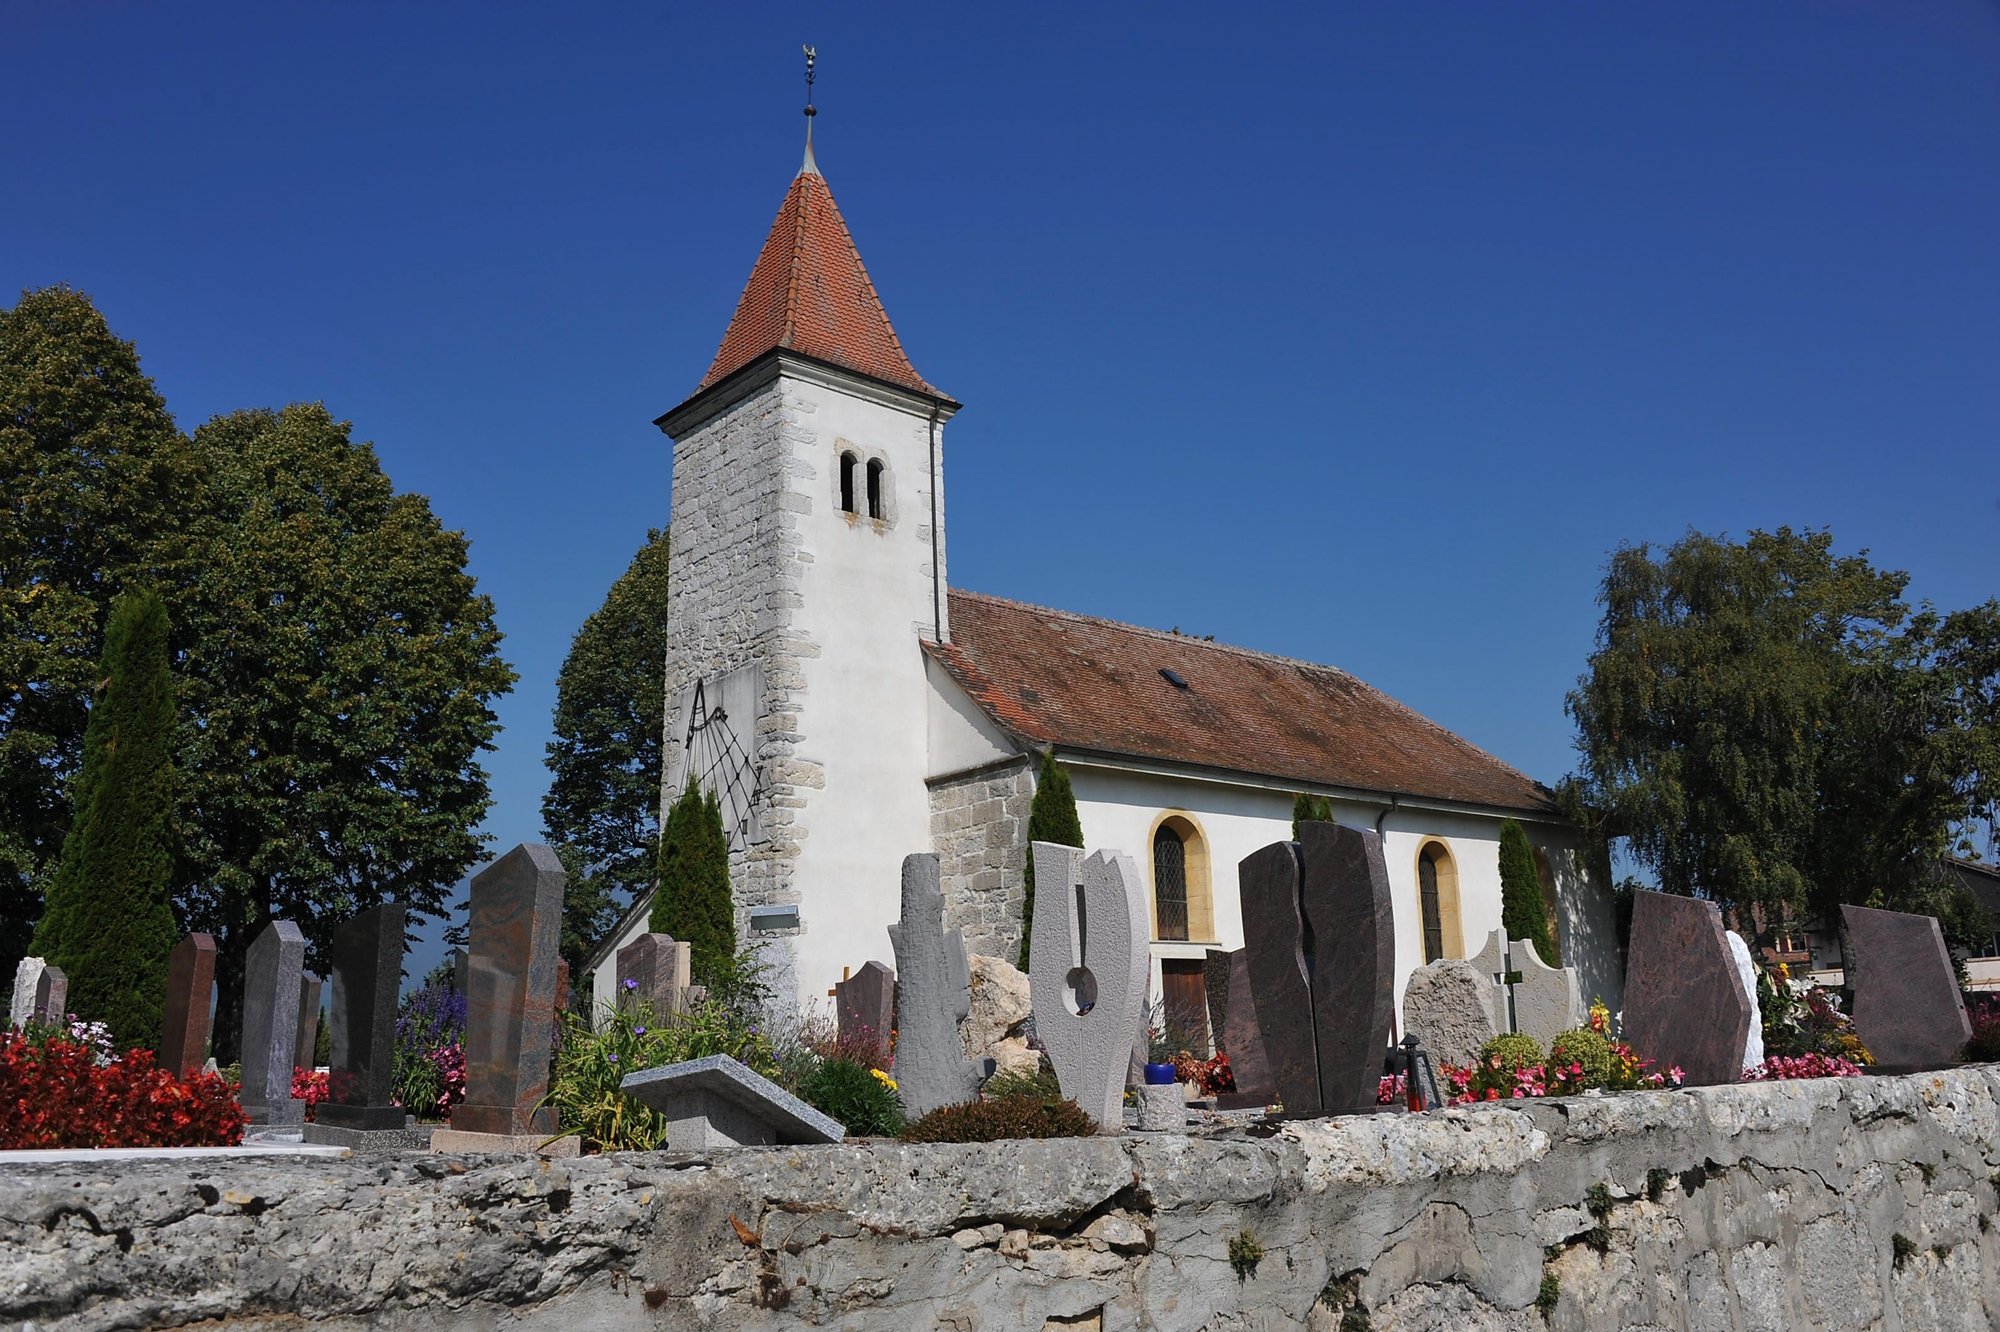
top-left (803, 44), bottom-right (817, 143)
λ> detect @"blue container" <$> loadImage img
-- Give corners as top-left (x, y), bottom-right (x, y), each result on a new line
top-left (1142, 1062), bottom-right (1178, 1085)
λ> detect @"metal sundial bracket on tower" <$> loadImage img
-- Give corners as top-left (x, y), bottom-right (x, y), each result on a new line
top-left (666, 666), bottom-right (764, 852)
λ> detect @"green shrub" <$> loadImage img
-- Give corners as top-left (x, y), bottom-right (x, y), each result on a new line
top-left (1549, 1028), bottom-right (1614, 1088)
top-left (900, 1092), bottom-right (1096, 1143)
top-left (652, 777), bottom-right (735, 990)
top-left (1019, 753), bottom-right (1084, 969)
top-left (1498, 818), bottom-right (1560, 966)
top-left (798, 1056), bottom-right (903, 1137)
top-left (545, 995), bottom-right (776, 1152)
top-left (981, 1060), bottom-right (1062, 1101)
top-left (1481, 1033), bottom-right (1543, 1070)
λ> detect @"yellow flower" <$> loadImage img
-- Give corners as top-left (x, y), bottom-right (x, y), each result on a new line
top-left (870, 1068), bottom-right (898, 1092)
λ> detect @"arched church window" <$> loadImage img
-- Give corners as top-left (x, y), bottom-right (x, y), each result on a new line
top-left (866, 458), bottom-right (885, 520)
top-left (838, 451), bottom-right (859, 514)
top-left (1415, 840), bottom-right (1463, 963)
top-left (1153, 825), bottom-right (1189, 941)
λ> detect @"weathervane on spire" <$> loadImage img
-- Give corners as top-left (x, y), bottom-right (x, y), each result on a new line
top-left (800, 44), bottom-right (819, 173)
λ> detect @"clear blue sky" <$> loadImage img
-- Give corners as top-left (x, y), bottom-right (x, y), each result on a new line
top-left (5, 4), bottom-right (1997, 979)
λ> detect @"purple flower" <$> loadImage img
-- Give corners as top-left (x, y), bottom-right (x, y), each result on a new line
top-left (633, 1026), bottom-right (647, 1037)
top-left (622, 978), bottom-right (638, 992)
top-left (607, 1051), bottom-right (618, 1063)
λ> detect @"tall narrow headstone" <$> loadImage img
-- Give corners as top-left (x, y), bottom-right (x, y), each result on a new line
top-left (239, 920), bottom-right (307, 1126)
top-left (32, 965), bottom-right (68, 1027)
top-left (1724, 932), bottom-right (1765, 1073)
top-left (294, 972), bottom-right (323, 1071)
top-left (1622, 891), bottom-right (1752, 1087)
top-left (313, 903), bottom-right (407, 1132)
top-left (1218, 948), bottom-right (1277, 1108)
top-left (834, 959), bottom-right (896, 1055)
top-left (435, 843), bottom-right (566, 1148)
top-left (159, 933), bottom-right (218, 1077)
top-left (10, 957), bottom-right (48, 1029)
top-left (452, 946), bottom-right (469, 997)
top-left (1202, 949), bottom-right (1233, 1051)
top-left (1843, 904), bottom-right (1971, 1071)
top-left (889, 854), bottom-right (977, 1117)
top-left (618, 933), bottom-right (692, 1015)
top-left (1239, 822), bottom-right (1396, 1116)
top-left (1028, 842), bottom-right (1149, 1131)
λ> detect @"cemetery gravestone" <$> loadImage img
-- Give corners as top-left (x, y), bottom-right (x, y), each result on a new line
top-left (1400, 959), bottom-right (1501, 1070)
top-left (618, 933), bottom-right (693, 1016)
top-left (621, 1054), bottom-right (844, 1151)
top-left (239, 921), bottom-right (307, 1127)
top-left (556, 959), bottom-right (571, 1018)
top-left (1622, 891), bottom-right (1752, 1087)
top-left (1469, 931), bottom-right (1583, 1047)
top-left (888, 853), bottom-right (978, 1118)
top-left (1724, 932), bottom-right (1765, 1073)
top-left (9, 957), bottom-right (46, 1029)
top-left (294, 972), bottom-right (323, 1072)
top-left (1028, 842), bottom-right (1149, 1131)
top-left (1239, 822), bottom-right (1396, 1117)
top-left (1843, 904), bottom-right (1971, 1071)
top-left (1202, 949), bottom-right (1233, 1053)
top-left (452, 946), bottom-right (469, 998)
top-left (433, 844), bottom-right (569, 1154)
top-left (312, 903), bottom-right (407, 1133)
top-left (1218, 948), bottom-right (1277, 1109)
top-left (834, 959), bottom-right (896, 1058)
top-left (159, 933), bottom-right (217, 1077)
top-left (32, 964), bottom-right (68, 1028)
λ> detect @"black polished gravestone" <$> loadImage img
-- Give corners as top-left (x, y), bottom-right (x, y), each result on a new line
top-left (239, 920), bottom-right (307, 1127)
top-left (1239, 822), bottom-right (1396, 1117)
top-left (312, 903), bottom-right (408, 1132)
top-left (294, 972), bottom-right (323, 1072)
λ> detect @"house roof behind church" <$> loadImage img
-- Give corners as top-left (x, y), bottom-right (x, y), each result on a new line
top-left (928, 589), bottom-right (1556, 816)
top-left (697, 160), bottom-right (942, 399)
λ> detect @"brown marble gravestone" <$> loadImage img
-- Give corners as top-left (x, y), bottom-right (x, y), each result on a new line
top-left (452, 843), bottom-right (566, 1139)
top-left (1218, 948), bottom-right (1277, 1109)
top-left (834, 960), bottom-right (896, 1057)
top-left (1621, 891), bottom-right (1751, 1087)
top-left (159, 933), bottom-right (217, 1078)
top-left (1239, 822), bottom-right (1396, 1117)
top-left (618, 933), bottom-right (693, 1016)
top-left (1843, 904), bottom-right (1971, 1071)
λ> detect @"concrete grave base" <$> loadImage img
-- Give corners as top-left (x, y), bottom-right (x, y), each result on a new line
top-left (1133, 1082), bottom-right (1185, 1131)
top-left (303, 1122), bottom-right (434, 1151)
top-left (428, 1129), bottom-right (580, 1157)
top-left (240, 1101), bottom-right (305, 1129)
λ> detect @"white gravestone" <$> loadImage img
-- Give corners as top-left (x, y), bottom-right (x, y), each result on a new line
top-left (1469, 930), bottom-right (1583, 1046)
top-left (1028, 842), bottom-right (1149, 1132)
top-left (10, 957), bottom-right (47, 1030)
top-left (1725, 931), bottom-right (1765, 1073)
top-left (1400, 959), bottom-right (1502, 1070)
top-left (888, 853), bottom-right (979, 1118)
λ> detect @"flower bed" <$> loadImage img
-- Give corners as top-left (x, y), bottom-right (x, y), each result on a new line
top-left (2, 1028), bottom-right (244, 1149)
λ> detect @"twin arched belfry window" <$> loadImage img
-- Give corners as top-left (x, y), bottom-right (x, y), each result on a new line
top-left (838, 451), bottom-right (885, 520)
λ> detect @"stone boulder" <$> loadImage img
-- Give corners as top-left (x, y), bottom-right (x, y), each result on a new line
top-left (961, 953), bottom-right (1039, 1077)
top-left (1401, 959), bottom-right (1500, 1069)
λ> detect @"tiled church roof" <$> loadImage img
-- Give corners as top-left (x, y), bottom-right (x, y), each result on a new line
top-left (928, 589), bottom-right (1555, 815)
top-left (697, 157), bottom-right (941, 398)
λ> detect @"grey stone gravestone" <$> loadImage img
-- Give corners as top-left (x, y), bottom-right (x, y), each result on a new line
top-left (1843, 904), bottom-right (1971, 1071)
top-left (9, 957), bottom-right (46, 1029)
top-left (1400, 958), bottom-right (1501, 1070)
top-left (618, 933), bottom-right (693, 1016)
top-left (1622, 891), bottom-right (1752, 1087)
top-left (452, 946), bottom-right (469, 997)
top-left (1217, 948), bottom-right (1277, 1108)
top-left (620, 1054), bottom-right (844, 1151)
top-left (1724, 932), bottom-right (1764, 1073)
top-left (160, 933), bottom-right (217, 1077)
top-left (432, 844), bottom-right (567, 1153)
top-left (1239, 822), bottom-right (1396, 1117)
top-left (311, 902), bottom-right (407, 1133)
top-left (835, 959), bottom-right (896, 1056)
top-left (1469, 930), bottom-right (1583, 1047)
top-left (1028, 842), bottom-right (1149, 1131)
top-left (294, 972), bottom-right (323, 1072)
top-left (32, 964), bottom-right (67, 1027)
top-left (888, 853), bottom-right (978, 1118)
top-left (239, 920), bottom-right (307, 1126)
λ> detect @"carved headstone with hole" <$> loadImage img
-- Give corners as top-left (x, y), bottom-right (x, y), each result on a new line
top-left (239, 920), bottom-right (307, 1127)
top-left (1844, 904), bottom-right (1971, 1071)
top-left (160, 933), bottom-right (218, 1077)
top-left (1622, 891), bottom-right (1752, 1087)
top-left (1028, 842), bottom-right (1149, 1131)
top-left (888, 853), bottom-right (978, 1118)
top-left (1239, 822), bottom-right (1396, 1117)
top-left (311, 903), bottom-right (408, 1134)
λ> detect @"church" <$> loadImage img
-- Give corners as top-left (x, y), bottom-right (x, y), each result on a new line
top-left (583, 130), bottom-right (1626, 1027)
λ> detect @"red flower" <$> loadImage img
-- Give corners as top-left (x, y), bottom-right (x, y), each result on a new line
top-left (1, 1031), bottom-right (245, 1149)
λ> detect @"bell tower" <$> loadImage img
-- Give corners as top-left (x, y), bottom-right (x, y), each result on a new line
top-left (655, 118), bottom-right (959, 1010)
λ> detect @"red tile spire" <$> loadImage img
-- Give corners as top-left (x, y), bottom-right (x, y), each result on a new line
top-left (697, 154), bottom-right (940, 398)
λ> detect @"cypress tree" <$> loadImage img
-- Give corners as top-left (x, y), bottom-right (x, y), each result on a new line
top-left (1290, 792), bottom-right (1334, 839)
top-left (652, 777), bottom-right (734, 988)
top-left (1497, 818), bottom-right (1561, 966)
top-left (1019, 752), bottom-right (1084, 970)
top-left (31, 589), bottom-right (181, 1048)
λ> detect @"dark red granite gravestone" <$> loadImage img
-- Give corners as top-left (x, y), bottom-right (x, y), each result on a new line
top-left (1217, 948), bottom-right (1277, 1109)
top-left (454, 844), bottom-right (565, 1138)
top-left (834, 960), bottom-right (896, 1056)
top-left (1239, 822), bottom-right (1397, 1116)
top-left (1622, 891), bottom-right (1751, 1087)
top-left (315, 903), bottom-right (407, 1131)
top-left (159, 933), bottom-right (216, 1078)
top-left (619, 933), bottom-right (693, 1016)
top-left (1843, 904), bottom-right (1971, 1071)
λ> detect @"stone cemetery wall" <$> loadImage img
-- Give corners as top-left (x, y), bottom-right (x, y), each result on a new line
top-left (928, 755), bottom-right (1034, 960)
top-left (10, 1066), bottom-right (2000, 1330)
